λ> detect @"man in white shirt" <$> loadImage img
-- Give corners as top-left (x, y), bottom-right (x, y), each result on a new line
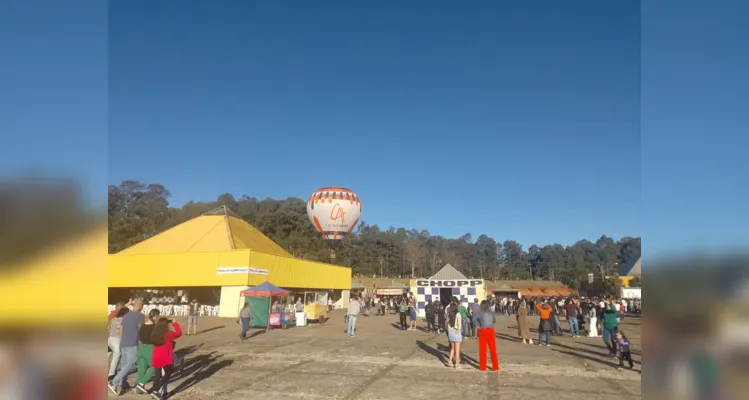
top-left (347, 297), bottom-right (361, 337)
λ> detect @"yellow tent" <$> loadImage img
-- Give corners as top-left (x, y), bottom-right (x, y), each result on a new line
top-left (0, 225), bottom-right (107, 326)
top-left (108, 207), bottom-right (351, 317)
top-left (118, 206), bottom-right (292, 257)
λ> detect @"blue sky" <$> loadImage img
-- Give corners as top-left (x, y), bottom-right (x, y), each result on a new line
top-left (108, 0), bottom-right (641, 249)
top-left (641, 0), bottom-right (748, 258)
top-left (0, 0), bottom-right (107, 199)
top-left (2, 1), bottom-right (746, 258)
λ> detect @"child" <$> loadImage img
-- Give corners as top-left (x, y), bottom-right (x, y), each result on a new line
top-left (149, 318), bottom-right (183, 399)
top-left (616, 330), bottom-right (634, 369)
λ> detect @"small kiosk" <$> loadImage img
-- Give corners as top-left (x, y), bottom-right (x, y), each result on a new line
top-left (409, 264), bottom-right (486, 318)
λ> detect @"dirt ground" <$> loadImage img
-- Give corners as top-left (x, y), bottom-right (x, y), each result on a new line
top-left (108, 311), bottom-right (641, 399)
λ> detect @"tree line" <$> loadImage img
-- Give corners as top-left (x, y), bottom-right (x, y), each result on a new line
top-left (108, 181), bottom-right (641, 289)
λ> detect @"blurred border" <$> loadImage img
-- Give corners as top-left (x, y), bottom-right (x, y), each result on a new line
top-left (642, 0), bottom-right (749, 399)
top-left (0, 1), bottom-right (108, 398)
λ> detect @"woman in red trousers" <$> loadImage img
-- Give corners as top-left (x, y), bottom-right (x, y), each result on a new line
top-left (149, 318), bottom-right (183, 399)
top-left (476, 300), bottom-right (499, 372)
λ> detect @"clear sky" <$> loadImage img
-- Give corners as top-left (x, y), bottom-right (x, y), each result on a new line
top-left (108, 0), bottom-right (641, 249)
top-left (3, 1), bottom-right (746, 258)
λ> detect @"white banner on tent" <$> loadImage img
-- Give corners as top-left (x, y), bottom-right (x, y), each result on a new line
top-left (217, 267), bottom-right (249, 274)
top-left (216, 267), bottom-right (269, 275)
top-left (248, 267), bottom-right (269, 275)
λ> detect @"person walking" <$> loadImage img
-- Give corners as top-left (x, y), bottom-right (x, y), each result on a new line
top-left (476, 300), bottom-right (499, 372)
top-left (148, 318), bottom-right (183, 399)
top-left (109, 299), bottom-right (145, 396)
top-left (536, 299), bottom-right (554, 347)
top-left (347, 296), bottom-right (361, 337)
top-left (602, 302), bottom-right (620, 356)
top-left (616, 331), bottom-right (634, 369)
top-left (446, 306), bottom-right (463, 368)
top-left (516, 300), bottom-right (532, 344)
top-left (237, 303), bottom-right (252, 340)
top-left (134, 309), bottom-right (160, 395)
top-left (107, 307), bottom-right (129, 380)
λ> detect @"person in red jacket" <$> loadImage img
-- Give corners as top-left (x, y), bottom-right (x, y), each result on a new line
top-left (149, 318), bottom-right (182, 399)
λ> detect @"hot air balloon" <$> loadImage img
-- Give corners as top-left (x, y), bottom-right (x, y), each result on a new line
top-left (306, 186), bottom-right (362, 259)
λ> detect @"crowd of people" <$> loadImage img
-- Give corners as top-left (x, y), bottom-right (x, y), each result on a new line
top-left (107, 299), bottom-right (193, 398)
top-left (346, 292), bottom-right (640, 371)
top-left (107, 290), bottom-right (639, 398)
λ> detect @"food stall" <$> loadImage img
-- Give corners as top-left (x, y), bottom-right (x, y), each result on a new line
top-left (240, 281), bottom-right (290, 332)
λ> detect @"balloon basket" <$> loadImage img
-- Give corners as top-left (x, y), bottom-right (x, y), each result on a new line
top-left (329, 251), bottom-right (336, 260)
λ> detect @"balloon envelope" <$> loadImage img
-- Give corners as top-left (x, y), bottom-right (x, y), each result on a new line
top-left (306, 186), bottom-right (362, 250)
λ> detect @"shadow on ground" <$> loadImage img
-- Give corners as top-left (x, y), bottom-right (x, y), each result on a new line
top-left (194, 325), bottom-right (225, 335)
top-left (170, 351), bottom-right (234, 395)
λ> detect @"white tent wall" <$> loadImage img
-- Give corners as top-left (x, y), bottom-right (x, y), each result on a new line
top-left (621, 287), bottom-right (642, 299)
top-left (219, 285), bottom-right (246, 318)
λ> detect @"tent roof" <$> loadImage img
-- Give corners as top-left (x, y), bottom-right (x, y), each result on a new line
top-left (241, 281), bottom-right (290, 297)
top-left (380, 282), bottom-right (409, 289)
top-left (430, 264), bottom-right (467, 280)
top-left (117, 206), bottom-right (292, 257)
top-left (618, 257), bottom-right (642, 277)
top-left (493, 284), bottom-right (515, 291)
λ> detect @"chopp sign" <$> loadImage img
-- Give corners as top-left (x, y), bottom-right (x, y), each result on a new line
top-left (415, 280), bottom-right (483, 287)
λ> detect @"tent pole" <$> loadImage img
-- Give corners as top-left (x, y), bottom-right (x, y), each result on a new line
top-left (266, 295), bottom-right (272, 332)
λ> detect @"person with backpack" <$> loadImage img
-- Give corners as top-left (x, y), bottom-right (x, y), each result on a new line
top-left (535, 299), bottom-right (554, 347)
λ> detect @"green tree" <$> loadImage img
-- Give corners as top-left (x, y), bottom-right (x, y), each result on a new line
top-left (107, 180), bottom-right (642, 283)
top-left (603, 275), bottom-right (623, 298)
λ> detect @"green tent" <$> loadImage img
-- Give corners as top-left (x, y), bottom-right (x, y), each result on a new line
top-left (246, 297), bottom-right (269, 327)
top-left (240, 282), bottom-right (291, 331)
